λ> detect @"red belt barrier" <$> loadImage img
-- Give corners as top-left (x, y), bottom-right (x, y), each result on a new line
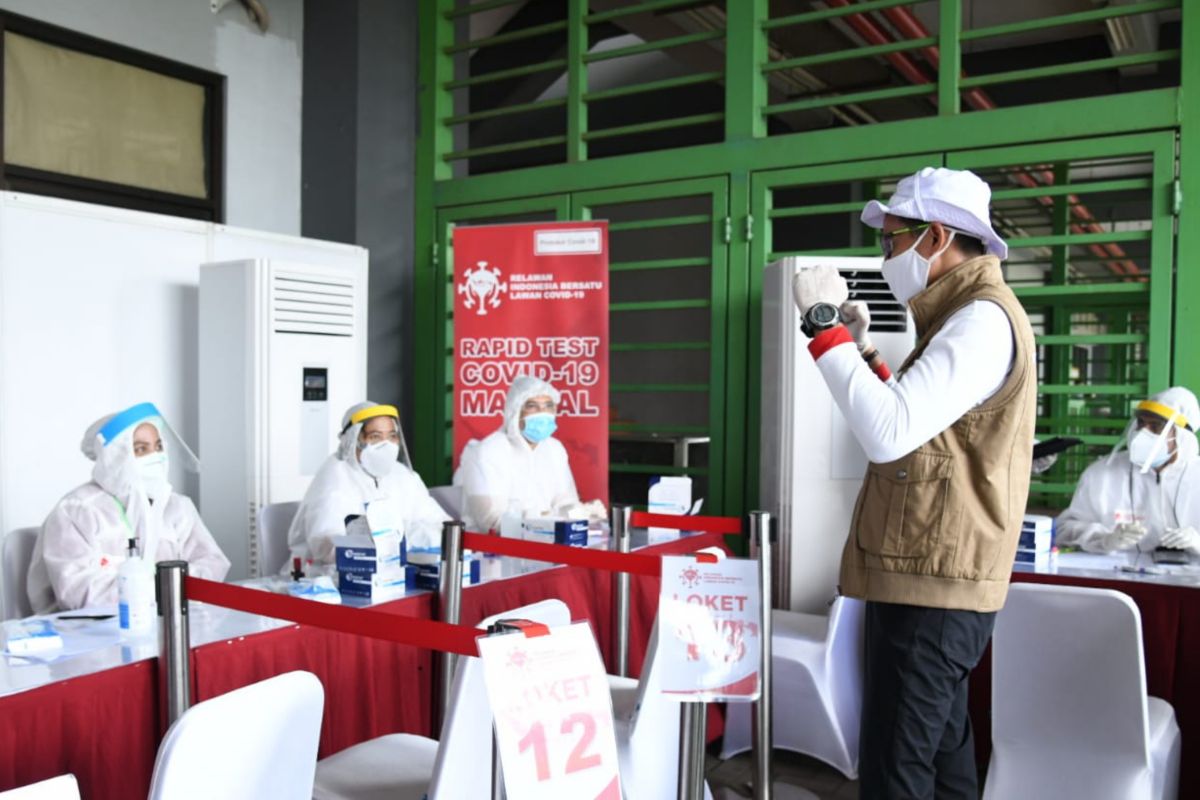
top-left (185, 577), bottom-right (481, 657)
top-left (628, 512), bottom-right (743, 535)
top-left (461, 532), bottom-right (664, 577)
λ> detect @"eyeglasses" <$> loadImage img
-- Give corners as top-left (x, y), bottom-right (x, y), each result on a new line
top-left (362, 431), bottom-right (401, 446)
top-left (880, 223), bottom-right (930, 258)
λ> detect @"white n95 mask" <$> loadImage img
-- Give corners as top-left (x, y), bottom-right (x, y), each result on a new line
top-left (1128, 427), bottom-right (1171, 472)
top-left (882, 227), bottom-right (955, 306)
top-left (135, 452), bottom-right (170, 497)
top-left (360, 441), bottom-right (400, 478)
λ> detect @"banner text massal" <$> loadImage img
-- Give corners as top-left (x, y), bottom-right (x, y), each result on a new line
top-left (452, 221), bottom-right (610, 505)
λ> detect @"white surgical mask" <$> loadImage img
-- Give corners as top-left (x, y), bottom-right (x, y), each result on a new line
top-left (135, 452), bottom-right (170, 495)
top-left (882, 227), bottom-right (955, 306)
top-left (1128, 427), bottom-right (1172, 472)
top-left (360, 441), bottom-right (400, 478)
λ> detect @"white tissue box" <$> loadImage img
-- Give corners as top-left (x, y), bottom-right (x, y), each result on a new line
top-left (3, 619), bottom-right (64, 655)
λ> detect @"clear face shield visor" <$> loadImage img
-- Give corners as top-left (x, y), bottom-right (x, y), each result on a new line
top-left (1113, 401), bottom-right (1188, 474)
top-left (94, 402), bottom-right (200, 472)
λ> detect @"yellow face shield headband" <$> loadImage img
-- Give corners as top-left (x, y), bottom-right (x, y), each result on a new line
top-left (342, 404), bottom-right (400, 434)
top-left (1136, 400), bottom-right (1192, 432)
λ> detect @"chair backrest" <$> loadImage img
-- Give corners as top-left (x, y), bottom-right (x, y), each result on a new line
top-left (3, 527), bottom-right (39, 620)
top-left (991, 583), bottom-right (1151, 792)
top-left (428, 485), bottom-right (464, 518)
top-left (258, 502), bottom-right (300, 575)
top-left (148, 670), bottom-right (324, 800)
top-left (0, 775), bottom-right (80, 799)
top-left (428, 599), bottom-right (571, 800)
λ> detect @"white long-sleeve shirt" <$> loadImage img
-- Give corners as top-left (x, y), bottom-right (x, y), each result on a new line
top-left (810, 300), bottom-right (1015, 463)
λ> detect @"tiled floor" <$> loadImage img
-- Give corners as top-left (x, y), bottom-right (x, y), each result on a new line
top-left (706, 750), bottom-right (859, 799)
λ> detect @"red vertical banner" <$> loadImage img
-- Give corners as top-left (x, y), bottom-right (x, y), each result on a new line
top-left (452, 221), bottom-right (610, 504)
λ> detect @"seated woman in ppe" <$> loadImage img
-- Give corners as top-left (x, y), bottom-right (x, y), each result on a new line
top-left (27, 403), bottom-right (231, 614)
top-left (454, 375), bottom-right (603, 532)
top-left (288, 402), bottom-right (449, 565)
top-left (1057, 386), bottom-right (1200, 555)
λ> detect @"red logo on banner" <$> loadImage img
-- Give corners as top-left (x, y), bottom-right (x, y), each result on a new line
top-left (452, 222), bottom-right (610, 504)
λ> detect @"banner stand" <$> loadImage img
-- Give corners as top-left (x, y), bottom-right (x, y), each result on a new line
top-left (437, 520), bottom-right (465, 731)
top-left (611, 504), bottom-right (633, 677)
top-left (677, 703), bottom-right (708, 799)
top-left (750, 511), bottom-right (774, 800)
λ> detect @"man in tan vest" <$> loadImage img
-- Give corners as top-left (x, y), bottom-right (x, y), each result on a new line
top-left (791, 167), bottom-right (1037, 799)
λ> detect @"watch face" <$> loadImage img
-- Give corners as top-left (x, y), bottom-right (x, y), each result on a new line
top-left (810, 303), bottom-right (838, 326)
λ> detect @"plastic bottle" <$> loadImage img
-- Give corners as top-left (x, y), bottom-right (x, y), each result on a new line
top-left (117, 537), bottom-right (155, 637)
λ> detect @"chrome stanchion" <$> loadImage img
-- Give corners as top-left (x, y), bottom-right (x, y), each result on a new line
top-left (749, 511), bottom-right (774, 800)
top-left (611, 503), bottom-right (633, 677)
top-left (491, 725), bottom-right (506, 799)
top-left (156, 560), bottom-right (191, 730)
top-left (437, 520), bottom-right (465, 730)
top-left (677, 703), bottom-right (708, 799)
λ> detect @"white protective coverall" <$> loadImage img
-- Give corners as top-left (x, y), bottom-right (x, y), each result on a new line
top-left (453, 375), bottom-right (580, 532)
top-left (1057, 387), bottom-right (1200, 554)
top-left (27, 404), bottom-right (230, 614)
top-left (288, 402), bottom-right (449, 565)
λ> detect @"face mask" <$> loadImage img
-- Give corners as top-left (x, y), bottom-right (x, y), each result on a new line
top-left (882, 227), bottom-right (955, 306)
top-left (521, 413), bottom-right (557, 444)
top-left (135, 452), bottom-right (170, 492)
top-left (1128, 427), bottom-right (1171, 471)
top-left (360, 441), bottom-right (399, 478)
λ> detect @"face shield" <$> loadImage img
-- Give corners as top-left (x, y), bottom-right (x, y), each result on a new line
top-left (1112, 397), bottom-right (1193, 474)
top-left (337, 402), bottom-right (412, 479)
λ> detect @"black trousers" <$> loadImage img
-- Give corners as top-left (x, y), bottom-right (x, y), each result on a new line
top-left (858, 601), bottom-right (997, 800)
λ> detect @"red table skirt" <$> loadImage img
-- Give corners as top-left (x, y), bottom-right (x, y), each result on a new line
top-left (969, 571), bottom-right (1200, 796)
top-left (0, 532), bottom-right (730, 798)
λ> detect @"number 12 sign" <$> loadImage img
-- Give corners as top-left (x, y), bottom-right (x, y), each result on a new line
top-left (479, 621), bottom-right (622, 799)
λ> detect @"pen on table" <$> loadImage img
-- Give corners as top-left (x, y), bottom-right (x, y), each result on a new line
top-left (55, 614), bottom-right (116, 621)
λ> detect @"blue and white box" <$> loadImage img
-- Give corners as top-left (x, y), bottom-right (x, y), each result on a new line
top-left (334, 532), bottom-right (406, 574)
top-left (338, 569), bottom-right (409, 602)
top-left (2, 618), bottom-right (64, 655)
top-left (522, 517), bottom-right (588, 547)
top-left (411, 553), bottom-right (483, 591)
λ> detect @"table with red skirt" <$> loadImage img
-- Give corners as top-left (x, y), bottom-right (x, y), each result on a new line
top-left (0, 531), bottom-right (729, 800)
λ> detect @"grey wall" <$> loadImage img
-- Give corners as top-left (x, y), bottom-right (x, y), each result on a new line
top-left (0, 0), bottom-right (305, 236)
top-left (303, 0), bottom-right (419, 438)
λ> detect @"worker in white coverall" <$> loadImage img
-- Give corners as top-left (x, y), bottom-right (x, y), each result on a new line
top-left (1057, 387), bottom-right (1200, 555)
top-left (289, 402), bottom-right (449, 565)
top-left (454, 375), bottom-right (603, 532)
top-left (27, 402), bottom-right (230, 613)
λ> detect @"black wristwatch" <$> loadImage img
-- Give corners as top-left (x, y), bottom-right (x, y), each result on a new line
top-left (801, 302), bottom-right (841, 338)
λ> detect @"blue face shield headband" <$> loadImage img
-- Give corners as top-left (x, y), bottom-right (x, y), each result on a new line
top-left (97, 402), bottom-right (163, 446)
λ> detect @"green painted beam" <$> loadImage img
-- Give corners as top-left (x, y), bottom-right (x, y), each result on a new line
top-left (960, 51), bottom-right (1180, 90)
top-left (764, 83), bottom-right (936, 116)
top-left (567, 0), bottom-right (587, 162)
top-left (726, 0), bottom-right (768, 141)
top-left (584, 0), bottom-right (698, 24)
top-left (582, 113), bottom-right (725, 142)
top-left (611, 383), bottom-right (709, 392)
top-left (610, 341), bottom-right (710, 351)
top-left (1175, 0), bottom-right (1200, 390)
top-left (764, 0), bottom-right (920, 30)
top-left (960, 0), bottom-right (1180, 42)
top-left (584, 30), bottom-right (723, 64)
top-left (444, 59), bottom-right (567, 90)
top-left (610, 464), bottom-right (708, 476)
top-left (584, 72), bottom-right (723, 103)
top-left (939, 0), bottom-right (961, 115)
top-left (609, 256), bottom-right (710, 272)
top-left (433, 89), bottom-right (1180, 207)
top-left (445, 20), bottom-right (567, 54)
top-left (764, 38), bottom-right (935, 73)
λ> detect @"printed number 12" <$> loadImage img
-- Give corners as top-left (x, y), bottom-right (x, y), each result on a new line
top-left (517, 713), bottom-right (601, 782)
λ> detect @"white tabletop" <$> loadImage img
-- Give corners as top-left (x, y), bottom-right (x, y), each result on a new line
top-left (0, 527), bottom-right (702, 697)
top-left (1015, 550), bottom-right (1200, 589)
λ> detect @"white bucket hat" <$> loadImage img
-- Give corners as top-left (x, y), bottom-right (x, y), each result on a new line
top-left (861, 166), bottom-right (1008, 260)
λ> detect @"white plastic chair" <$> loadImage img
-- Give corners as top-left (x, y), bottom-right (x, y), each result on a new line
top-left (608, 622), bottom-right (714, 800)
top-left (427, 486), bottom-right (463, 519)
top-left (984, 583), bottom-right (1180, 800)
top-left (148, 670), bottom-right (324, 800)
top-left (0, 775), bottom-right (80, 799)
top-left (720, 596), bottom-right (864, 779)
top-left (2, 527), bottom-right (39, 620)
top-left (312, 599), bottom-right (572, 800)
top-left (258, 501), bottom-right (300, 575)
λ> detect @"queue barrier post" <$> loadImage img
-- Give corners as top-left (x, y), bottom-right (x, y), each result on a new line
top-left (611, 504), bottom-right (633, 677)
top-left (437, 519), bottom-right (465, 731)
top-left (749, 511), bottom-right (774, 800)
top-left (156, 560), bottom-right (191, 731)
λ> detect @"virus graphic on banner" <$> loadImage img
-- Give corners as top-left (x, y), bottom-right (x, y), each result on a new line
top-left (679, 565), bottom-right (702, 589)
top-left (458, 261), bottom-right (508, 316)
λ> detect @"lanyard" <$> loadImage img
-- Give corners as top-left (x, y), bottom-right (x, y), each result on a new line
top-left (112, 496), bottom-right (136, 541)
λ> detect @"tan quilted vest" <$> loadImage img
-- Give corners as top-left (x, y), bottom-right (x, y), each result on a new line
top-left (838, 255), bottom-right (1037, 612)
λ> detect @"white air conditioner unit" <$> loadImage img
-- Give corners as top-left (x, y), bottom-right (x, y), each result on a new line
top-left (199, 259), bottom-right (368, 579)
top-left (760, 256), bottom-right (916, 613)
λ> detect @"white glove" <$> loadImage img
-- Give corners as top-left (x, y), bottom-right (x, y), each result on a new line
top-left (1031, 453), bottom-right (1058, 475)
top-left (791, 265), bottom-right (849, 318)
top-left (1097, 522), bottom-right (1147, 553)
top-left (1160, 526), bottom-right (1200, 555)
top-left (840, 300), bottom-right (873, 353)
